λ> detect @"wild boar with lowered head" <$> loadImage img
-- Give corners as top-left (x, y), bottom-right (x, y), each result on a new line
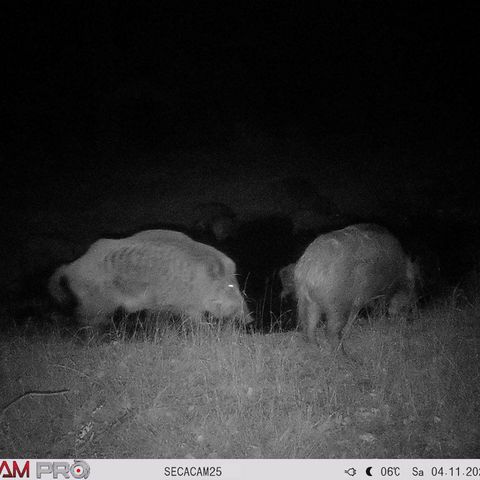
top-left (294, 224), bottom-right (416, 351)
top-left (48, 229), bottom-right (250, 326)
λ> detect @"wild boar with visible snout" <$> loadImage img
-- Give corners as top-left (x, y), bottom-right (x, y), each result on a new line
top-left (48, 229), bottom-right (250, 326)
top-left (294, 224), bottom-right (416, 351)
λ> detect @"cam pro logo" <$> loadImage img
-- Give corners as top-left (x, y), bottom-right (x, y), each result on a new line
top-left (36, 460), bottom-right (89, 479)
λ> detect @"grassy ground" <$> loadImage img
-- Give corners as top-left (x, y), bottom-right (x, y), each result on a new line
top-left (1, 297), bottom-right (479, 458)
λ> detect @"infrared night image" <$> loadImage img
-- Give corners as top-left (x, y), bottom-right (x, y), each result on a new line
top-left (1, 2), bottom-right (479, 459)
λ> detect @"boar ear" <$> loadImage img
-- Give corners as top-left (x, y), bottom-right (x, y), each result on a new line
top-left (206, 258), bottom-right (226, 280)
top-left (222, 256), bottom-right (236, 275)
top-left (279, 263), bottom-right (295, 283)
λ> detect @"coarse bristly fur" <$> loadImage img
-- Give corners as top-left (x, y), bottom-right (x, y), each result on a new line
top-left (294, 223), bottom-right (417, 351)
top-left (48, 229), bottom-right (250, 326)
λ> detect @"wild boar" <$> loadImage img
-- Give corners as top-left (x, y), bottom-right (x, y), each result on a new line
top-left (294, 224), bottom-right (416, 350)
top-left (48, 229), bottom-right (250, 326)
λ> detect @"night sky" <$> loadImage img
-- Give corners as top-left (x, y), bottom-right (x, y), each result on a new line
top-left (4, 3), bottom-right (477, 164)
top-left (2, 2), bottom-right (479, 308)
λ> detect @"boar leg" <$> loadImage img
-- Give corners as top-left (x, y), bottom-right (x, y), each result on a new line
top-left (325, 303), bottom-right (352, 351)
top-left (298, 295), bottom-right (321, 343)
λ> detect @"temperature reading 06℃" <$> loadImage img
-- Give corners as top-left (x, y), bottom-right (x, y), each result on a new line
top-left (431, 467), bottom-right (480, 476)
top-left (381, 467), bottom-right (400, 476)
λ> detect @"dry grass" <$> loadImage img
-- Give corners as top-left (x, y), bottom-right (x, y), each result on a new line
top-left (1, 298), bottom-right (479, 458)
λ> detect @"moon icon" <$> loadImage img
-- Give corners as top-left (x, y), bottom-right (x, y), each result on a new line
top-left (366, 467), bottom-right (373, 476)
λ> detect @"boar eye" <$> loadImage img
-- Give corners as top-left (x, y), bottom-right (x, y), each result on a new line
top-left (227, 284), bottom-right (235, 288)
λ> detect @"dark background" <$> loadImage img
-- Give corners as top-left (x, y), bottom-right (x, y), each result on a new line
top-left (2, 1), bottom-right (479, 321)
top-left (4, 3), bottom-right (477, 174)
